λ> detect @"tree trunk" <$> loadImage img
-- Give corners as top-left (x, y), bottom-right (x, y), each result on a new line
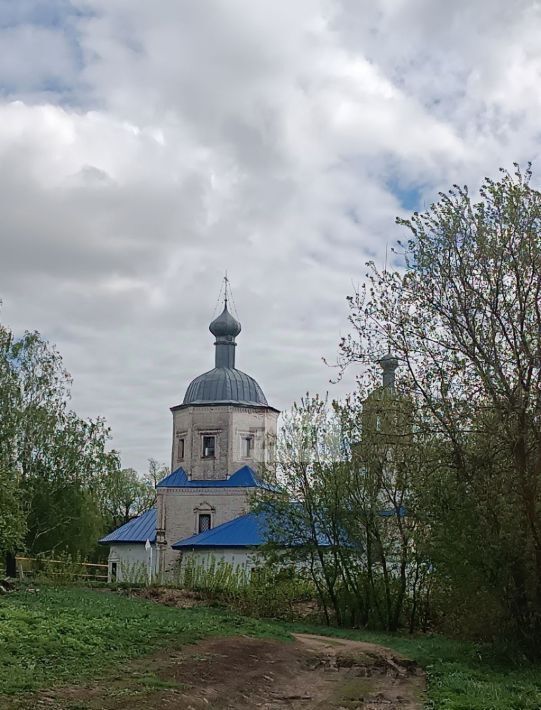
top-left (5, 551), bottom-right (16, 578)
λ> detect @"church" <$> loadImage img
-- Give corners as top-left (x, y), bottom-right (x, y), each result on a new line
top-left (99, 293), bottom-right (280, 582)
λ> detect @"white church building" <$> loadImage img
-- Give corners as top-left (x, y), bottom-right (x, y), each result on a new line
top-left (99, 295), bottom-right (281, 582)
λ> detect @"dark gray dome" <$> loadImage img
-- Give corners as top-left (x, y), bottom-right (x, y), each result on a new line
top-left (209, 306), bottom-right (241, 338)
top-left (183, 367), bottom-right (268, 406)
top-left (379, 352), bottom-right (399, 369)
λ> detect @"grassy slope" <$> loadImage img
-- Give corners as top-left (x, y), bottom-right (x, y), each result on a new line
top-left (1, 588), bottom-right (540, 709)
top-left (0, 587), bottom-right (287, 695)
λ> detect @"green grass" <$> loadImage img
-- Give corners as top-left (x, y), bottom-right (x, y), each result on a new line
top-left (1, 587), bottom-right (540, 709)
top-left (0, 586), bottom-right (287, 695)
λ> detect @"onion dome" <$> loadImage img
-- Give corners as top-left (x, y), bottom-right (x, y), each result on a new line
top-left (182, 295), bottom-right (269, 407)
top-left (209, 305), bottom-right (241, 338)
top-left (378, 352), bottom-right (399, 389)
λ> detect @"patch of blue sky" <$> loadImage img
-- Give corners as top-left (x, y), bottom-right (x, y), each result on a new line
top-left (0, 0), bottom-right (88, 30)
top-left (0, 1), bottom-right (93, 104)
top-left (0, 73), bottom-right (82, 108)
top-left (387, 178), bottom-right (424, 212)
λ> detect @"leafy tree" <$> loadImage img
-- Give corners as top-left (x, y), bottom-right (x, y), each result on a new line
top-left (0, 320), bottom-right (120, 564)
top-left (25, 411), bottom-right (118, 557)
top-left (261, 395), bottom-right (348, 625)
top-left (100, 467), bottom-right (146, 529)
top-left (337, 165), bottom-right (541, 650)
top-left (260, 393), bottom-right (428, 631)
top-left (0, 325), bottom-right (26, 556)
top-left (100, 464), bottom-right (160, 530)
top-left (145, 457), bottom-right (169, 492)
top-left (341, 386), bottom-right (430, 632)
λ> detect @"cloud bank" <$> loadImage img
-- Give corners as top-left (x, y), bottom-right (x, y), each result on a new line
top-left (1, 0), bottom-right (541, 469)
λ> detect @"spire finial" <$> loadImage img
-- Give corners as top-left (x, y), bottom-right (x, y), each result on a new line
top-left (210, 277), bottom-right (241, 368)
top-left (224, 271), bottom-right (229, 309)
top-left (383, 241), bottom-right (392, 356)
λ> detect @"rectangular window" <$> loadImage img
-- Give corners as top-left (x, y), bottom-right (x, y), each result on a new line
top-left (177, 438), bottom-right (185, 460)
top-left (202, 435), bottom-right (216, 459)
top-left (241, 435), bottom-right (254, 458)
top-left (111, 562), bottom-right (117, 582)
top-left (198, 514), bottom-right (211, 533)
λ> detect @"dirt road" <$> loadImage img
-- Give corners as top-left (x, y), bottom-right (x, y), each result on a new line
top-left (14, 633), bottom-right (425, 709)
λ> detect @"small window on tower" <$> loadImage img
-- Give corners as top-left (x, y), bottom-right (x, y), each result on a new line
top-left (198, 514), bottom-right (211, 533)
top-left (177, 438), bottom-right (185, 461)
top-left (202, 435), bottom-right (216, 459)
top-left (241, 435), bottom-right (254, 458)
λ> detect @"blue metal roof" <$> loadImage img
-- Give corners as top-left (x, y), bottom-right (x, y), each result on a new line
top-left (379, 505), bottom-right (407, 518)
top-left (156, 467), bottom-right (189, 487)
top-left (99, 508), bottom-right (156, 545)
top-left (156, 465), bottom-right (279, 491)
top-left (172, 509), bottom-right (332, 549)
top-left (172, 512), bottom-right (269, 549)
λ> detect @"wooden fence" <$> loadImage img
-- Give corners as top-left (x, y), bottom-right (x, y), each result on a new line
top-left (15, 556), bottom-right (109, 581)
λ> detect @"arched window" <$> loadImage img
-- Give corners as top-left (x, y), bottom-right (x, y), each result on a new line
top-left (193, 502), bottom-right (215, 534)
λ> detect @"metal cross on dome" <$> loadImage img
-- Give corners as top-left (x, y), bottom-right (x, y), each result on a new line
top-left (224, 271), bottom-right (229, 308)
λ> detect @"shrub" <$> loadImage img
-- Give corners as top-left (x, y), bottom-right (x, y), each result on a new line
top-left (170, 556), bottom-right (318, 621)
top-left (34, 551), bottom-right (86, 585)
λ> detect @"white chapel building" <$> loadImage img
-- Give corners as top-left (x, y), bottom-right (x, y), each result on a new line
top-left (100, 297), bottom-right (280, 582)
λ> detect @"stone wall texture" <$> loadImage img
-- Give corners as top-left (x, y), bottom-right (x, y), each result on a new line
top-left (171, 404), bottom-right (278, 479)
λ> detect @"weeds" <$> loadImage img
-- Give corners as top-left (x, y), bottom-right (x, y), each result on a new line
top-left (171, 557), bottom-right (316, 620)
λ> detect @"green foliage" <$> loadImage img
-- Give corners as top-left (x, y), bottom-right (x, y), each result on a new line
top-left (172, 556), bottom-right (315, 620)
top-left (0, 326), bottom-right (26, 555)
top-left (99, 466), bottom-right (156, 531)
top-left (0, 313), bottom-right (167, 565)
top-left (0, 464), bottom-right (25, 556)
top-left (259, 393), bottom-right (429, 632)
top-left (174, 555), bottom-right (250, 594)
top-left (118, 560), bottom-right (149, 585)
top-left (0, 318), bottom-right (124, 561)
top-left (33, 551), bottom-right (86, 586)
top-left (336, 165), bottom-right (541, 654)
top-left (237, 566), bottom-right (315, 620)
top-left (0, 587), bottom-right (540, 709)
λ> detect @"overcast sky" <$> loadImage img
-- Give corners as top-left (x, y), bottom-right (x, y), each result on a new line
top-left (1, 0), bottom-right (541, 471)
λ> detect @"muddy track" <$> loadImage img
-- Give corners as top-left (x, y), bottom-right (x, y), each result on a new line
top-left (9, 634), bottom-right (425, 709)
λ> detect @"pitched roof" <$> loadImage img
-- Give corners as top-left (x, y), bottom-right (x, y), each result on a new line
top-left (172, 512), bottom-right (268, 549)
top-left (99, 508), bottom-right (156, 545)
top-left (156, 465), bottom-right (279, 491)
top-left (172, 509), bottom-right (333, 549)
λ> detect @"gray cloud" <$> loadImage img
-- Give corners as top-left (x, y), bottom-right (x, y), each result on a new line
top-left (1, 0), bottom-right (541, 470)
